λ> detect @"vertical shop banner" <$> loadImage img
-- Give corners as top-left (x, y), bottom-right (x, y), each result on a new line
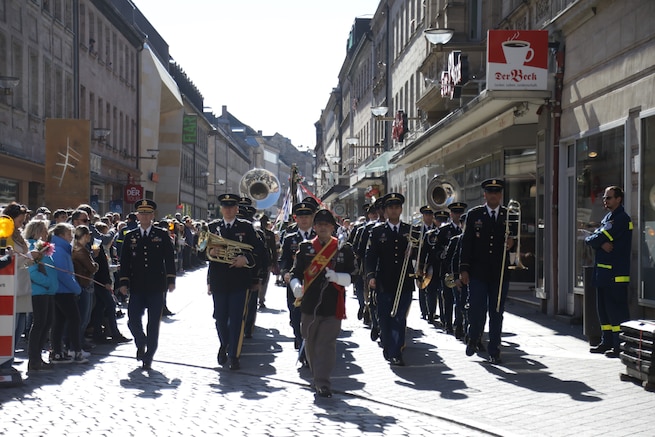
top-left (45, 119), bottom-right (91, 209)
top-left (487, 30), bottom-right (549, 90)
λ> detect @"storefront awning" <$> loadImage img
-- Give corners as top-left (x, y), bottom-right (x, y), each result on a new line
top-left (393, 89), bottom-right (552, 167)
top-left (358, 151), bottom-right (397, 176)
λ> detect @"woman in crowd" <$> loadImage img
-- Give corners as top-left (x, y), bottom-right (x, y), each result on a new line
top-left (24, 219), bottom-right (58, 372)
top-left (71, 225), bottom-right (99, 352)
top-left (50, 223), bottom-right (87, 364)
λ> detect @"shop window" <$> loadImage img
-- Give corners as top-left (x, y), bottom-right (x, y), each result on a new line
top-left (574, 126), bottom-right (624, 287)
top-left (641, 116), bottom-right (655, 303)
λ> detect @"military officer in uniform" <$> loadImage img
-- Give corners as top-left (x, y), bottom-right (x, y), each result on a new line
top-left (205, 194), bottom-right (261, 370)
top-left (422, 210), bottom-right (450, 325)
top-left (414, 205), bottom-right (435, 321)
top-left (433, 202), bottom-right (467, 333)
top-left (279, 201), bottom-right (317, 353)
top-left (118, 199), bottom-right (176, 370)
top-left (459, 179), bottom-right (514, 364)
top-left (290, 209), bottom-right (355, 397)
top-left (365, 193), bottom-right (415, 366)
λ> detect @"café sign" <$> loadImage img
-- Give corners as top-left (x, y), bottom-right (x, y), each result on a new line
top-left (440, 50), bottom-right (469, 99)
top-left (487, 30), bottom-right (549, 90)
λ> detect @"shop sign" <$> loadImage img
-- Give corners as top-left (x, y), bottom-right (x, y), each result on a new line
top-left (124, 184), bottom-right (144, 203)
top-left (440, 51), bottom-right (469, 99)
top-left (487, 30), bottom-right (549, 90)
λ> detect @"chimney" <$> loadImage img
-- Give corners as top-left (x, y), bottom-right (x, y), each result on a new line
top-left (222, 105), bottom-right (228, 116)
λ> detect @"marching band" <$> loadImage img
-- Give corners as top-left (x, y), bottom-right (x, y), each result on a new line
top-left (190, 176), bottom-right (522, 395)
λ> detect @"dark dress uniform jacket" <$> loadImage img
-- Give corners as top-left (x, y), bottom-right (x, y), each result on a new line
top-left (459, 205), bottom-right (509, 283)
top-left (119, 227), bottom-right (176, 292)
top-left (290, 239), bottom-right (355, 316)
top-left (206, 218), bottom-right (260, 292)
top-left (365, 222), bottom-right (415, 294)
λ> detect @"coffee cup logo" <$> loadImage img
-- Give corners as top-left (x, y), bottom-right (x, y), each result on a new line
top-left (502, 40), bottom-right (534, 65)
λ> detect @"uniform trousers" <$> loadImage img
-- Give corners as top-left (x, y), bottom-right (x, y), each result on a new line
top-left (453, 285), bottom-right (469, 334)
top-left (596, 284), bottom-right (630, 351)
top-left (376, 289), bottom-right (412, 360)
top-left (425, 278), bottom-right (439, 320)
top-left (286, 288), bottom-right (303, 345)
top-left (440, 279), bottom-right (455, 330)
top-left (467, 277), bottom-right (508, 357)
top-left (244, 286), bottom-right (258, 336)
top-left (212, 288), bottom-right (247, 359)
top-left (300, 312), bottom-right (341, 390)
top-left (127, 290), bottom-right (165, 364)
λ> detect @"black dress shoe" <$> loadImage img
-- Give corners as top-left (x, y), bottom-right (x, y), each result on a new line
top-left (142, 361), bottom-right (152, 370)
top-left (229, 357), bottom-right (240, 370)
top-left (162, 308), bottom-right (174, 317)
top-left (217, 346), bottom-right (227, 365)
top-left (465, 339), bottom-right (477, 357)
top-left (316, 386), bottom-right (332, 398)
top-left (477, 340), bottom-right (486, 352)
top-left (590, 343), bottom-right (612, 354)
top-left (294, 338), bottom-right (302, 350)
top-left (454, 327), bottom-right (464, 340)
top-left (605, 349), bottom-right (620, 358)
top-left (136, 346), bottom-right (146, 361)
top-left (111, 334), bottom-right (132, 344)
top-left (370, 326), bottom-right (380, 341)
top-left (390, 357), bottom-right (405, 366)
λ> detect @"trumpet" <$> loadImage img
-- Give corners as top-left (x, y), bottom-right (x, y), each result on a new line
top-left (197, 230), bottom-right (254, 265)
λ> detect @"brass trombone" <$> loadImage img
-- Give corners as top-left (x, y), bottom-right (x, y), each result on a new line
top-left (496, 199), bottom-right (524, 312)
top-left (391, 230), bottom-right (419, 317)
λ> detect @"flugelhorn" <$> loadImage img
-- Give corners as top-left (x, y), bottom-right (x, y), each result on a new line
top-left (197, 230), bottom-right (254, 265)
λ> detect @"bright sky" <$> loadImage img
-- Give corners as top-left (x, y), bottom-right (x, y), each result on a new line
top-left (133, 0), bottom-right (380, 151)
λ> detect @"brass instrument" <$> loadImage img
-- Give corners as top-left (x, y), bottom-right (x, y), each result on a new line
top-left (506, 200), bottom-right (527, 270)
top-left (444, 272), bottom-right (457, 288)
top-left (391, 230), bottom-right (419, 317)
top-left (197, 230), bottom-right (254, 265)
top-left (426, 175), bottom-right (460, 210)
top-left (496, 199), bottom-right (524, 311)
top-left (239, 168), bottom-right (281, 210)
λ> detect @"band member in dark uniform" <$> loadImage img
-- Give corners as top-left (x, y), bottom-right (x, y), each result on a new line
top-left (118, 199), bottom-right (176, 370)
top-left (205, 194), bottom-right (260, 370)
top-left (240, 203), bottom-right (269, 340)
top-left (442, 207), bottom-right (468, 339)
top-left (459, 179), bottom-right (515, 364)
top-left (348, 203), bottom-right (369, 323)
top-left (279, 201), bottom-right (317, 353)
top-left (355, 198), bottom-right (384, 338)
top-left (366, 193), bottom-right (415, 366)
top-left (290, 209), bottom-right (355, 397)
top-left (432, 202), bottom-right (467, 333)
top-left (414, 205), bottom-right (435, 321)
top-left (422, 210), bottom-right (450, 325)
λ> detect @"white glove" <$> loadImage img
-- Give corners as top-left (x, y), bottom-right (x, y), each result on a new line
top-left (290, 278), bottom-right (303, 298)
top-left (325, 267), bottom-right (351, 287)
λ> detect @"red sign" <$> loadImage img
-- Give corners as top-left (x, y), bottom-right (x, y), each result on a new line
top-left (124, 184), bottom-right (144, 203)
top-left (487, 30), bottom-right (549, 90)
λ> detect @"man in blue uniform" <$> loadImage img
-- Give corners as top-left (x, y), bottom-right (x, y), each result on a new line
top-left (459, 179), bottom-right (514, 364)
top-left (365, 193), bottom-right (415, 366)
top-left (422, 209), bottom-right (450, 326)
top-left (118, 199), bottom-right (176, 370)
top-left (585, 186), bottom-right (633, 358)
top-left (205, 194), bottom-right (260, 370)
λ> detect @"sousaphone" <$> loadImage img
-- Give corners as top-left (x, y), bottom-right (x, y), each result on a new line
top-left (239, 168), bottom-right (281, 209)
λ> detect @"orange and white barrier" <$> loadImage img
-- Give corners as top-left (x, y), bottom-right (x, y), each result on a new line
top-left (0, 256), bottom-right (18, 383)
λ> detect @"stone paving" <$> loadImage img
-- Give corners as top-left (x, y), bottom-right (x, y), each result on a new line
top-left (1, 267), bottom-right (653, 436)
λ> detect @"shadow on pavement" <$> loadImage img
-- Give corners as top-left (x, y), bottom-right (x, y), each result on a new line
top-left (119, 366), bottom-right (181, 398)
top-left (480, 338), bottom-right (603, 402)
top-left (313, 396), bottom-right (399, 433)
top-left (389, 327), bottom-right (470, 400)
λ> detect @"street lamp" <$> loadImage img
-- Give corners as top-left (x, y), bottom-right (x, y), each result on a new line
top-left (424, 28), bottom-right (455, 45)
top-left (0, 76), bottom-right (20, 95)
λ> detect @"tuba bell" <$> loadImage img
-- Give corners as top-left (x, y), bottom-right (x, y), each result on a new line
top-left (426, 175), bottom-right (460, 210)
top-left (239, 168), bottom-right (281, 209)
